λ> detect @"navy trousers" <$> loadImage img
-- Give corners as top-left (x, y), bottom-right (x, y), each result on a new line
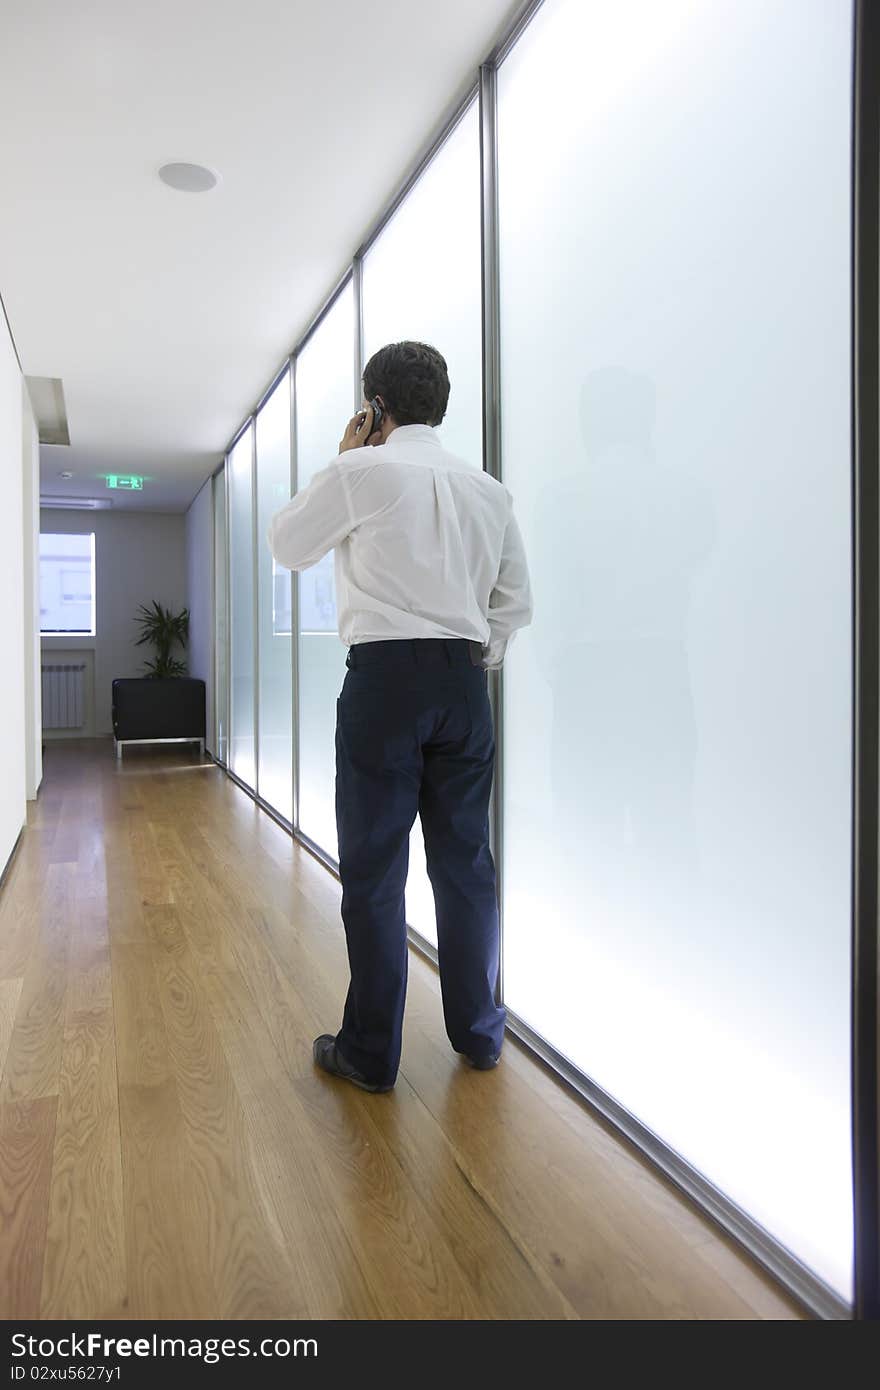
top-left (334, 637), bottom-right (506, 1087)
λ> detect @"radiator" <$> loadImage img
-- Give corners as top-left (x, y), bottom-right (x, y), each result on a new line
top-left (41, 663), bottom-right (86, 729)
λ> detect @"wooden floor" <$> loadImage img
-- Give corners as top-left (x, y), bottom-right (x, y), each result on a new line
top-left (0, 739), bottom-right (803, 1320)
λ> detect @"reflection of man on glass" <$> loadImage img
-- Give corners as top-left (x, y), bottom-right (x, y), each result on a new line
top-left (537, 367), bottom-right (714, 963)
top-left (268, 342), bottom-right (532, 1092)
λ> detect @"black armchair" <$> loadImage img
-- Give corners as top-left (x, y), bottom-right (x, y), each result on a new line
top-left (112, 677), bottom-right (206, 760)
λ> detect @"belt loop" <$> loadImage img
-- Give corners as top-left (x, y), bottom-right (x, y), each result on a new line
top-left (444, 640), bottom-right (452, 667)
top-left (347, 646), bottom-right (356, 669)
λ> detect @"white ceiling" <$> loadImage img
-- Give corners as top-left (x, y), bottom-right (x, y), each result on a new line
top-left (0, 0), bottom-right (523, 511)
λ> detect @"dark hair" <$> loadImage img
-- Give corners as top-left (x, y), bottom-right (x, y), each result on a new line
top-left (362, 341), bottom-right (450, 427)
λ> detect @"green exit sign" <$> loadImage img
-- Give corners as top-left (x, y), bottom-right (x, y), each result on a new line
top-left (105, 474), bottom-right (144, 491)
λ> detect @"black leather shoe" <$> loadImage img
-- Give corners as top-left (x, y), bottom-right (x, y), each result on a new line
top-left (312, 1035), bottom-right (394, 1093)
top-left (463, 1052), bottom-right (500, 1070)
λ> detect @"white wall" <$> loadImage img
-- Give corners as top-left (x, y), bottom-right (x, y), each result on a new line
top-left (40, 509), bottom-right (187, 736)
top-left (21, 384), bottom-right (41, 797)
top-left (185, 478), bottom-right (215, 754)
top-left (0, 312), bottom-right (26, 876)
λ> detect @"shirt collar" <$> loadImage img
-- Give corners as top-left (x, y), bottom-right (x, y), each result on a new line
top-left (384, 423), bottom-right (442, 447)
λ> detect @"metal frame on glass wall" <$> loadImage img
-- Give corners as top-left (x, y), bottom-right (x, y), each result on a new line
top-left (851, 0), bottom-right (880, 1325)
top-left (353, 255), bottom-right (365, 406)
top-left (479, 60), bottom-right (504, 996)
top-left (255, 363), bottom-right (295, 827)
top-left (288, 272), bottom-right (355, 868)
top-left (290, 354), bottom-right (299, 833)
top-left (210, 460), bottom-right (225, 763)
top-left (250, 414), bottom-right (260, 800)
top-left (223, 455), bottom-right (231, 766)
top-left (209, 0), bottom-right (876, 1320)
top-left (224, 415), bottom-right (256, 803)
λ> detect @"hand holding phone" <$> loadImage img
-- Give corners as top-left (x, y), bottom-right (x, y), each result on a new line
top-left (339, 397), bottom-right (385, 454)
top-left (358, 397), bottom-right (384, 434)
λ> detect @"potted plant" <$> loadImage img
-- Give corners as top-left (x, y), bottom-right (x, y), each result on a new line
top-left (134, 600), bottom-right (189, 676)
top-left (111, 601), bottom-right (205, 758)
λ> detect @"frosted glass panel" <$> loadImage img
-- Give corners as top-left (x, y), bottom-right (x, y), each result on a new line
top-left (295, 283), bottom-right (354, 854)
top-left (213, 468), bottom-right (228, 764)
top-left (363, 101), bottom-right (483, 944)
top-left (256, 374), bottom-right (293, 821)
top-left (229, 426), bottom-right (255, 788)
top-left (498, 0), bottom-right (853, 1297)
top-left (363, 101), bottom-right (482, 464)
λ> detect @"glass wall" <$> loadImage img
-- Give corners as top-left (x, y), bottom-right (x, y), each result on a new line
top-left (294, 283), bottom-right (355, 854)
top-left (362, 100), bottom-right (483, 945)
top-left (228, 425), bottom-right (255, 788)
top-left (497, 0), bottom-right (853, 1299)
top-left (362, 101), bottom-right (482, 461)
top-left (213, 0), bottom-right (865, 1311)
top-left (256, 372), bottom-right (293, 821)
top-left (213, 468), bottom-right (228, 763)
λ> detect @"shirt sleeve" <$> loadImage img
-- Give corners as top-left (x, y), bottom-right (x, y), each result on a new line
top-left (483, 504), bottom-right (534, 669)
top-left (267, 461), bottom-right (355, 572)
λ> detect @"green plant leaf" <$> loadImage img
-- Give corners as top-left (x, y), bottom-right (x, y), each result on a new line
top-left (134, 600), bottom-right (190, 664)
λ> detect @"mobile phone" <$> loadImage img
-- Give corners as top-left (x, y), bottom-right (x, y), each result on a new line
top-left (359, 397), bottom-right (384, 433)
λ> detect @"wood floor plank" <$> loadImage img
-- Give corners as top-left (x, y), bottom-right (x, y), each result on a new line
top-left (1, 864), bottom-right (73, 1104)
top-left (139, 897), bottom-right (308, 1319)
top-left (143, 821), bottom-right (383, 1317)
top-left (0, 1097), bottom-right (58, 1316)
top-left (40, 897), bottom-right (126, 1318)
top-left (0, 893), bottom-right (38, 981)
top-left (111, 938), bottom-right (223, 1319)
top-left (0, 978), bottom-right (24, 1084)
top-left (194, 960), bottom-right (383, 1319)
top-left (127, 811), bottom-right (173, 911)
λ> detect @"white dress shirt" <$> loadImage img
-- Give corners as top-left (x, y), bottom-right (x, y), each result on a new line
top-left (267, 423), bottom-right (532, 669)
